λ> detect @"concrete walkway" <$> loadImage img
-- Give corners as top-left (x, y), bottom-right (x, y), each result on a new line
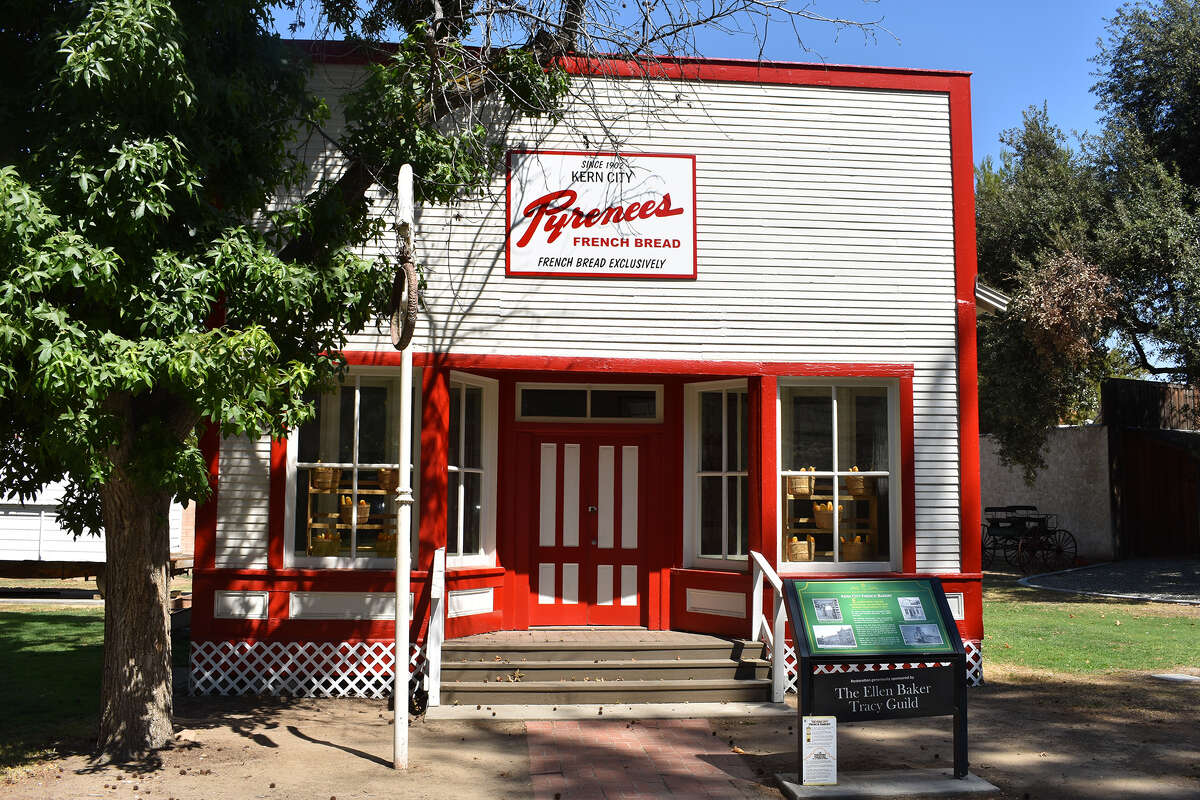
top-left (527, 718), bottom-right (763, 799)
top-left (1022, 558), bottom-right (1200, 604)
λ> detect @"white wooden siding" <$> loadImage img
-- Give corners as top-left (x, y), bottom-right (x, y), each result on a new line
top-left (312, 67), bottom-right (963, 573)
top-left (215, 436), bottom-right (271, 568)
top-left (0, 494), bottom-right (183, 562)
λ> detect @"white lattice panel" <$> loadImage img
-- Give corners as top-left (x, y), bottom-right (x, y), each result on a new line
top-left (780, 637), bottom-right (984, 692)
top-left (190, 640), bottom-right (425, 698)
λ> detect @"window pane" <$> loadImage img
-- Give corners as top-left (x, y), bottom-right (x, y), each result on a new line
top-left (448, 386), bottom-right (462, 467)
top-left (297, 392), bottom-right (324, 463)
top-left (781, 475), bottom-right (834, 563)
top-left (463, 471), bottom-right (482, 555)
top-left (591, 389), bottom-right (657, 419)
top-left (699, 476), bottom-right (723, 556)
top-left (726, 393), bottom-right (738, 474)
top-left (521, 388), bottom-right (587, 418)
top-left (726, 475), bottom-right (748, 557)
top-left (338, 387), bottom-right (356, 463)
top-left (447, 471), bottom-right (461, 555)
top-left (700, 391), bottom-right (723, 472)
top-left (739, 393), bottom-right (749, 472)
top-left (464, 387), bottom-right (482, 469)
top-left (781, 388), bottom-right (832, 471)
top-left (837, 387), bottom-right (889, 472)
top-left (357, 386), bottom-right (389, 464)
top-left (838, 475), bottom-right (889, 562)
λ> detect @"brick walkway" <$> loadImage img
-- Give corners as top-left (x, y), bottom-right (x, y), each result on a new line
top-left (526, 718), bottom-right (766, 800)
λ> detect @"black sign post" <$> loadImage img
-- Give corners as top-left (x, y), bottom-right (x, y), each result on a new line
top-left (783, 577), bottom-right (968, 779)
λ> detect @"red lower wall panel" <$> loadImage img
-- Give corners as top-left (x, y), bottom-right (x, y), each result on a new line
top-left (668, 568), bottom-right (751, 638)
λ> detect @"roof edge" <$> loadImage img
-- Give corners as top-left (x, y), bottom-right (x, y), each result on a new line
top-left (290, 39), bottom-right (971, 81)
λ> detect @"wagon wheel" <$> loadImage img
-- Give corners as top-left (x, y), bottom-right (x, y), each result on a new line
top-left (1000, 534), bottom-right (1022, 568)
top-left (1015, 535), bottom-right (1042, 574)
top-left (1041, 529), bottom-right (1077, 572)
top-left (981, 525), bottom-right (1000, 569)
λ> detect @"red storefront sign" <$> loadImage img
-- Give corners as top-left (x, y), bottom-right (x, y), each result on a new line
top-left (506, 150), bottom-right (697, 278)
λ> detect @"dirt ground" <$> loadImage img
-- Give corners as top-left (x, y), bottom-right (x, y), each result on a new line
top-left (4, 664), bottom-right (1198, 800)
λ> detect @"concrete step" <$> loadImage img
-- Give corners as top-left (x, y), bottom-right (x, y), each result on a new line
top-left (441, 657), bottom-right (770, 683)
top-left (440, 678), bottom-right (774, 705)
top-left (441, 639), bottom-right (764, 663)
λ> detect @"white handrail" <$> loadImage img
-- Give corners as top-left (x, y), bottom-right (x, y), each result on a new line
top-left (426, 547), bottom-right (446, 706)
top-left (749, 550), bottom-right (788, 703)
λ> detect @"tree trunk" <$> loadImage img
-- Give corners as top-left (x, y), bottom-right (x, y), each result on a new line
top-left (97, 473), bottom-right (175, 760)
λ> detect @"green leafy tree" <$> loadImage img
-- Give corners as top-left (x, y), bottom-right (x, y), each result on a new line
top-left (978, 1), bottom-right (1200, 478)
top-left (0, 0), bottom-right (886, 760)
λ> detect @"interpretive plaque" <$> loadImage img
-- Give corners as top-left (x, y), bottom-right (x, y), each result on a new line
top-left (783, 577), bottom-right (969, 779)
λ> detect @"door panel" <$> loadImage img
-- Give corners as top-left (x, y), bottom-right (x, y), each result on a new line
top-left (527, 434), bottom-right (648, 626)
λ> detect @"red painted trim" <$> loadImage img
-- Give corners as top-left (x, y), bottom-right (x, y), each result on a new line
top-left (345, 350), bottom-right (916, 379)
top-left (497, 375), bottom-right (527, 630)
top-left (949, 75), bottom-right (983, 579)
top-left (504, 150), bottom-right (698, 280)
top-left (195, 421), bottom-right (219, 572)
top-left (419, 366), bottom-right (450, 572)
top-left (749, 376), bottom-right (778, 569)
top-left (900, 375), bottom-right (918, 574)
top-left (268, 437), bottom-right (287, 570)
top-left (299, 40), bottom-right (970, 84)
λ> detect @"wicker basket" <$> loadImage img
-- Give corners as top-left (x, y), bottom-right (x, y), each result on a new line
top-left (846, 474), bottom-right (867, 496)
top-left (813, 508), bottom-right (835, 529)
top-left (840, 538), bottom-right (871, 562)
top-left (309, 534), bottom-right (342, 557)
top-left (311, 466), bottom-right (339, 492)
top-left (376, 468), bottom-right (400, 493)
top-left (787, 475), bottom-right (813, 497)
top-left (340, 501), bottom-right (370, 526)
top-left (374, 536), bottom-right (397, 558)
top-left (787, 536), bottom-right (814, 562)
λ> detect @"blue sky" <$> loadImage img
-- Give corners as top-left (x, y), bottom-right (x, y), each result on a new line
top-left (690, 0), bottom-right (1124, 165)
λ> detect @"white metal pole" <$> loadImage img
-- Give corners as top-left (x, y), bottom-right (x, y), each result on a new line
top-left (394, 163), bottom-right (415, 770)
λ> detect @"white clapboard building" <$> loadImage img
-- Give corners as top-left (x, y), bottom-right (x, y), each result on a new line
top-left (189, 50), bottom-right (985, 700)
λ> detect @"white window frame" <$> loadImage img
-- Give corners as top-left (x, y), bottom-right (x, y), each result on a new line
top-left (776, 378), bottom-right (902, 575)
top-left (683, 379), bottom-right (750, 571)
top-left (283, 367), bottom-right (422, 570)
top-left (515, 382), bottom-right (664, 423)
top-left (446, 371), bottom-right (498, 569)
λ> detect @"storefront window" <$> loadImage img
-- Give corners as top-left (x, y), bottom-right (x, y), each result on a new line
top-left (780, 384), bottom-right (894, 568)
top-left (293, 374), bottom-right (416, 564)
top-left (695, 385), bottom-right (749, 562)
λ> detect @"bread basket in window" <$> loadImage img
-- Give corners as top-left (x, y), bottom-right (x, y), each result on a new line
top-left (311, 465), bottom-right (339, 492)
top-left (339, 497), bottom-right (370, 525)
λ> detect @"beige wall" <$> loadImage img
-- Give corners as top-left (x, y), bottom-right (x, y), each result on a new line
top-left (980, 426), bottom-right (1115, 562)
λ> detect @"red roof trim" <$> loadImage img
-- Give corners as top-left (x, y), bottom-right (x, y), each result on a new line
top-left (294, 39), bottom-right (969, 87)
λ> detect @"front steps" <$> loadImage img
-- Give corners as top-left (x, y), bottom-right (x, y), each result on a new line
top-left (437, 630), bottom-right (772, 706)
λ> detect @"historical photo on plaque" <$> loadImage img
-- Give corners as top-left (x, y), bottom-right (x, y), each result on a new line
top-left (812, 598), bottom-right (843, 622)
top-left (813, 624), bottom-right (858, 648)
top-left (900, 623), bottom-right (944, 646)
top-left (897, 596), bottom-right (926, 621)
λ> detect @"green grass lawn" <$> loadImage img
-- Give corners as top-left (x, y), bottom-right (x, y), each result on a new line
top-left (982, 573), bottom-right (1200, 673)
top-left (0, 604), bottom-right (191, 772)
top-left (0, 605), bottom-right (104, 769)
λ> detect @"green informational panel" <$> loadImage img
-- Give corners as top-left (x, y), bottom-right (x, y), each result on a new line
top-left (790, 579), bottom-right (956, 656)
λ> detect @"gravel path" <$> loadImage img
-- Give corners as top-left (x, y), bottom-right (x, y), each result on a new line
top-left (1023, 558), bottom-right (1200, 604)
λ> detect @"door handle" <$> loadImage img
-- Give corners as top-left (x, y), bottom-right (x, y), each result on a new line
top-left (587, 505), bottom-right (598, 512)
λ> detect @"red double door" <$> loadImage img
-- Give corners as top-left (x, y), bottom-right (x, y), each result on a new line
top-left (521, 431), bottom-right (659, 626)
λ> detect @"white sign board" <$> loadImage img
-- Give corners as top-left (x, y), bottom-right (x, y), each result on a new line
top-left (802, 715), bottom-right (837, 786)
top-left (506, 150), bottom-right (696, 279)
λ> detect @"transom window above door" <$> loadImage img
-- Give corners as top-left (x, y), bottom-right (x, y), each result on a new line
top-left (516, 384), bottom-right (663, 422)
